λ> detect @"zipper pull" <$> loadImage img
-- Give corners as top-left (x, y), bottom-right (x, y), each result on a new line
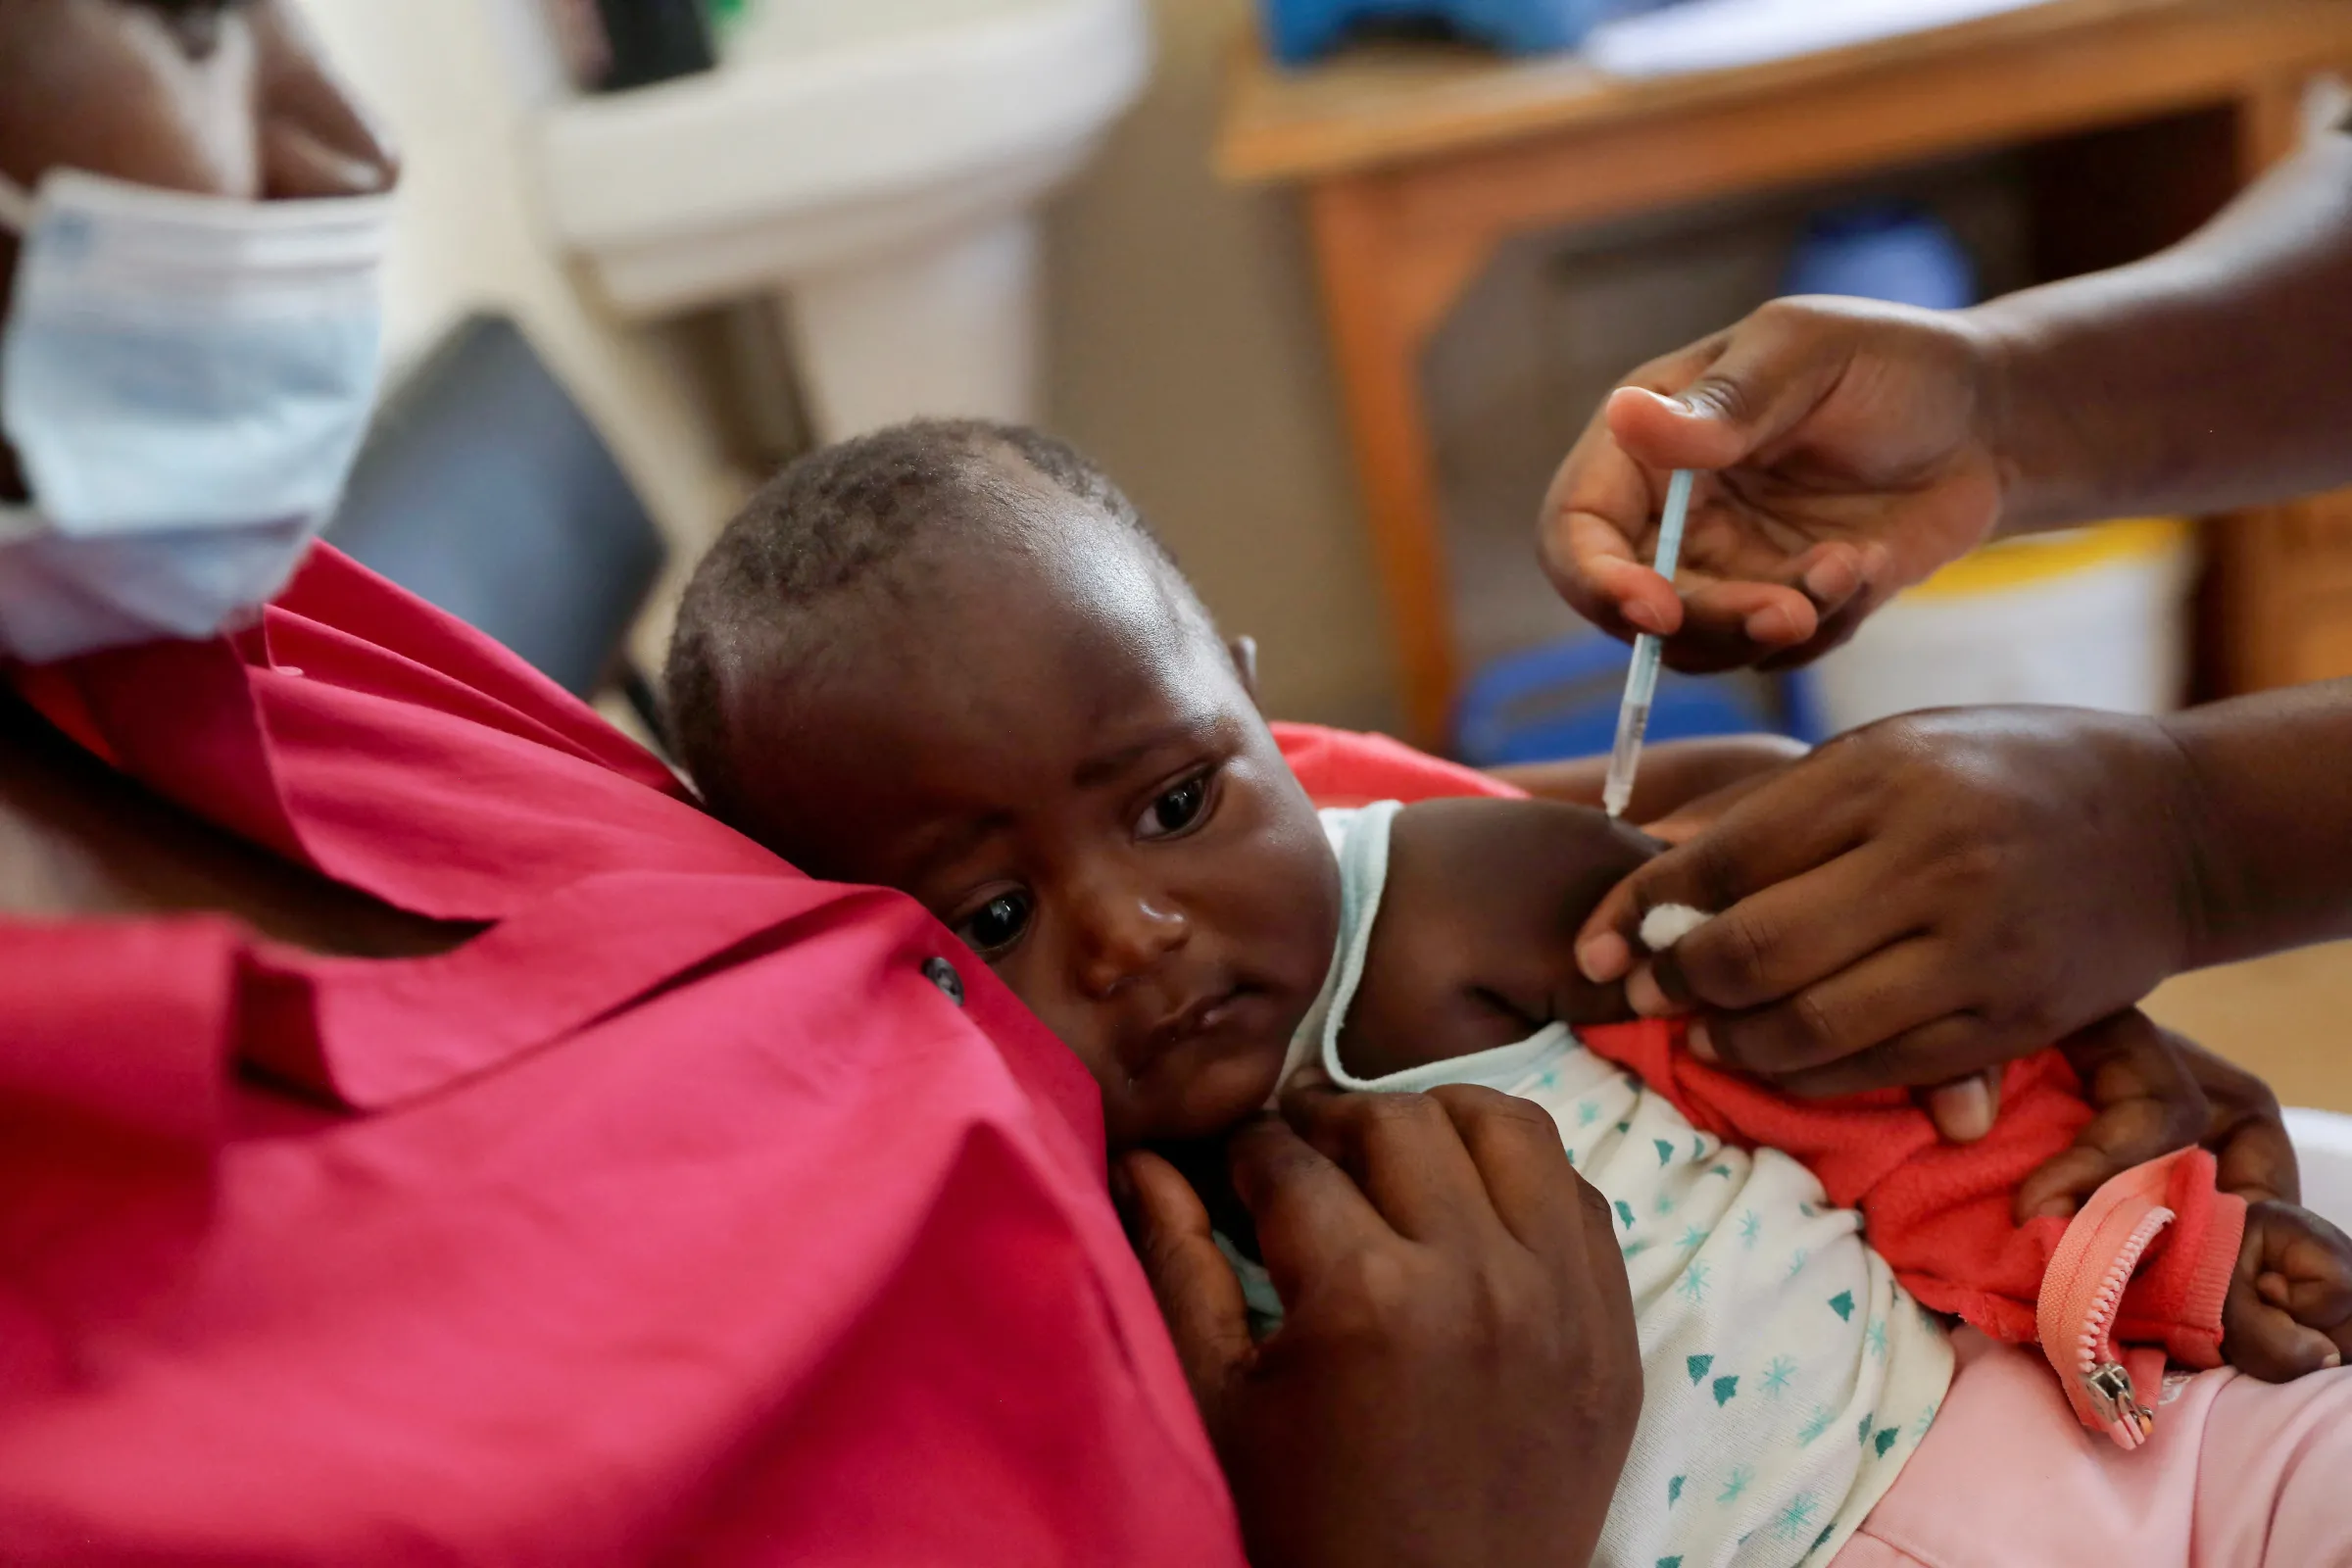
top-left (2083, 1361), bottom-right (2154, 1447)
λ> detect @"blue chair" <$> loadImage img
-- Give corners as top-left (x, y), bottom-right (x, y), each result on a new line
top-left (1454, 632), bottom-right (1816, 768)
top-left (1781, 202), bottom-right (1977, 312)
top-left (1260, 0), bottom-right (1608, 64)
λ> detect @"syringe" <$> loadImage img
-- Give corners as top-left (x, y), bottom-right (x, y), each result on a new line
top-left (1601, 468), bottom-right (1695, 819)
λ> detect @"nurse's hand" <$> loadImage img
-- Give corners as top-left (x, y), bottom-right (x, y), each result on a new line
top-left (1540, 296), bottom-right (2008, 672)
top-left (1574, 708), bottom-right (2202, 1105)
top-left (1120, 1083), bottom-right (1640, 1568)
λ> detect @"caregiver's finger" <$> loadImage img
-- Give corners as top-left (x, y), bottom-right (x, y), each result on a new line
top-left (1603, 302), bottom-right (1864, 474)
top-left (1422, 1084), bottom-right (1585, 1258)
top-left (1784, 540), bottom-right (1870, 615)
top-left (1772, 1011), bottom-right (2039, 1102)
top-left (1280, 1083), bottom-right (1496, 1248)
top-left (1731, 545), bottom-right (1874, 662)
top-left (1922, 1071), bottom-right (2002, 1144)
top-left (1681, 576), bottom-right (1827, 641)
top-left (1752, 551), bottom-right (1898, 672)
top-left (1425, 1087), bottom-right (1642, 1394)
top-left (1541, 401), bottom-right (1679, 638)
top-left (2017, 1013), bottom-right (2208, 1222)
top-left (1118, 1151), bottom-right (1255, 1406)
top-left (1753, 591), bottom-right (1877, 672)
top-left (2063, 1009), bottom-right (2208, 1138)
top-left (1602, 356), bottom-right (1826, 477)
top-left (2175, 1036), bottom-right (2299, 1207)
top-left (1225, 1114), bottom-right (1391, 1303)
top-left (1688, 937), bottom-right (1966, 1078)
top-left (1576, 768), bottom-right (1870, 985)
top-left (1657, 579), bottom-right (1822, 672)
top-left (1642, 781), bottom-right (1769, 847)
top-left (1652, 842), bottom-right (1928, 1014)
top-left (1551, 507), bottom-right (1682, 640)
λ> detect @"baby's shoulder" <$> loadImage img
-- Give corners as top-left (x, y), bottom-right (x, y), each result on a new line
top-left (1334, 799), bottom-right (1656, 1080)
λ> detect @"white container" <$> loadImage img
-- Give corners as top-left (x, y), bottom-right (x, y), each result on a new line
top-left (530, 0), bottom-right (1151, 437)
top-left (1812, 518), bottom-right (2196, 734)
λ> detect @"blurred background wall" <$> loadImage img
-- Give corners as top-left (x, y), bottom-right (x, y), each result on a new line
top-left (1044, 0), bottom-right (1394, 731)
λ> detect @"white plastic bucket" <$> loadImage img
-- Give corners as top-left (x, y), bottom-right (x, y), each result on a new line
top-left (1811, 518), bottom-right (2196, 734)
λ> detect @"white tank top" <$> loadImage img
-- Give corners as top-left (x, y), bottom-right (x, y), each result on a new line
top-left (1244, 804), bottom-right (1953, 1568)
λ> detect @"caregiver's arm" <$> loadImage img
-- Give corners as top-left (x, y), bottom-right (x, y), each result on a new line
top-left (1544, 125), bottom-right (2352, 672)
top-left (1573, 684), bottom-right (2352, 1101)
top-left (1983, 124), bottom-right (2352, 534)
top-left (2169, 679), bottom-right (2352, 970)
top-left (1121, 1084), bottom-right (1640, 1568)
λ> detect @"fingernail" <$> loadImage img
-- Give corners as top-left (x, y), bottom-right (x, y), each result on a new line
top-left (1578, 932), bottom-right (1632, 983)
top-left (1627, 964), bottom-right (1671, 1018)
top-left (1804, 559), bottom-right (1855, 600)
top-left (1938, 1078), bottom-right (1996, 1143)
top-left (1745, 608), bottom-right (1795, 642)
top-left (1687, 1018), bottom-right (1719, 1062)
top-left (2325, 1349), bottom-right (2342, 1369)
top-left (1625, 601), bottom-right (1667, 635)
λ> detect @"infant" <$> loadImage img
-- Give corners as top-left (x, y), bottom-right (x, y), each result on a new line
top-left (667, 420), bottom-right (2352, 1568)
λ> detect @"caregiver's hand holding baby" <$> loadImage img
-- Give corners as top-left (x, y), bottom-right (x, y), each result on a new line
top-left (1544, 120), bottom-right (2352, 1126)
top-left (1122, 1084), bottom-right (1640, 1568)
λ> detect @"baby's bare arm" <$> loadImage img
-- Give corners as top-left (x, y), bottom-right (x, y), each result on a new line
top-left (1488, 734), bottom-right (1805, 822)
top-left (1336, 799), bottom-right (1656, 1081)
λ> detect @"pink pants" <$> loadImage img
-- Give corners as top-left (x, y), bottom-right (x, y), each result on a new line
top-left (1835, 1330), bottom-right (2352, 1566)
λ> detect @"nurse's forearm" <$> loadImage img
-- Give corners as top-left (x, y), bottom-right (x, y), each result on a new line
top-left (2167, 678), bottom-right (2352, 970)
top-left (1977, 127), bottom-right (2352, 534)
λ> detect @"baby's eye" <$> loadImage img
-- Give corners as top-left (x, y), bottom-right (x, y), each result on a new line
top-left (1138, 771), bottom-right (1213, 840)
top-left (956, 890), bottom-right (1033, 956)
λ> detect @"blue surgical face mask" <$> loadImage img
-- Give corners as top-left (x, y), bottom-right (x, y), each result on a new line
top-left (0, 168), bottom-right (392, 662)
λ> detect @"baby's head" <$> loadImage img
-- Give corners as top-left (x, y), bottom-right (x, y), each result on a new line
top-left (667, 420), bottom-right (1340, 1149)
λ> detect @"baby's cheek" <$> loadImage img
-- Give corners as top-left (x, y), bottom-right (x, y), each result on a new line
top-left (1263, 828), bottom-right (1342, 981)
top-left (999, 962), bottom-right (1122, 1086)
top-left (1179, 1048), bottom-right (1289, 1134)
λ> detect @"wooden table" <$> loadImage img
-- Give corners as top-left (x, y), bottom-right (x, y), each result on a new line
top-left (1218, 0), bottom-right (2352, 745)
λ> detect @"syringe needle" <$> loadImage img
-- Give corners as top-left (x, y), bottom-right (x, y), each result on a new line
top-left (1601, 468), bottom-right (1695, 819)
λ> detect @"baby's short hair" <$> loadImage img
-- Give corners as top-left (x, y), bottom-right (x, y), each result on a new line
top-left (665, 418), bottom-right (1189, 821)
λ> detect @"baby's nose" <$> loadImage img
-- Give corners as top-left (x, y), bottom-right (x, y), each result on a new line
top-left (1075, 893), bottom-right (1188, 1000)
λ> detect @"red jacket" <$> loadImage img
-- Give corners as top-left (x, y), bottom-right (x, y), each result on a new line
top-left (2, 549), bottom-right (1241, 1565)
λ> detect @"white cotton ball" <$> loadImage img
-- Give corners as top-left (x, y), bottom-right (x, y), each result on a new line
top-left (1640, 904), bottom-right (1713, 954)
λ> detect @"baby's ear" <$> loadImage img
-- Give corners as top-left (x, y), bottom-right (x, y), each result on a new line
top-left (1227, 635), bottom-right (1261, 706)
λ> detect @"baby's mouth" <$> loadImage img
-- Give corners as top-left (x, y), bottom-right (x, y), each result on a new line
top-left (1142, 983), bottom-right (1252, 1061)
top-left (1111, 979), bottom-right (1297, 1149)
